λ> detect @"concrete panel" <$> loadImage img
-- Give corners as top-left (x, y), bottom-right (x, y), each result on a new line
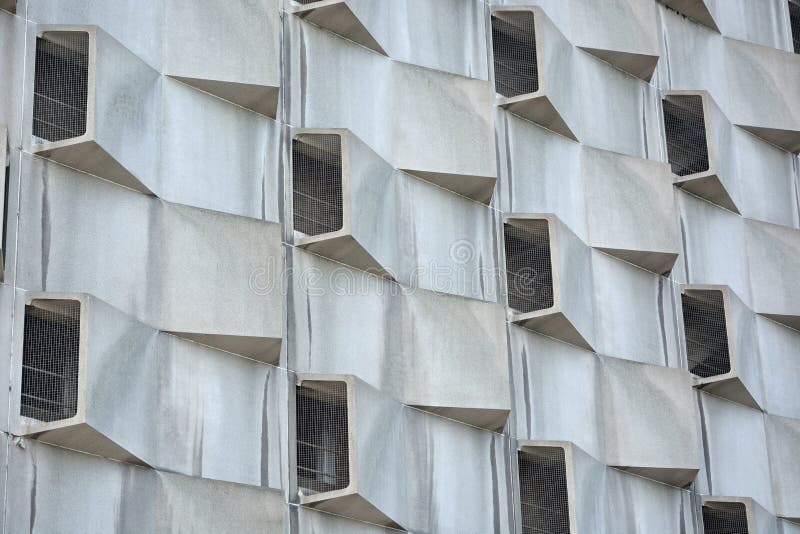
top-left (4, 436), bottom-right (284, 533)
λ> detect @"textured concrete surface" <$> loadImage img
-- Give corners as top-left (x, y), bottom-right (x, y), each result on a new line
top-left (0, 1), bottom-right (798, 533)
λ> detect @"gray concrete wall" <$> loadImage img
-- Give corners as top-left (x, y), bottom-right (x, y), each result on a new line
top-left (0, 0), bottom-right (798, 533)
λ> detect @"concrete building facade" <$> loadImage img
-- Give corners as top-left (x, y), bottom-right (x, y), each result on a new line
top-left (0, 0), bottom-right (799, 533)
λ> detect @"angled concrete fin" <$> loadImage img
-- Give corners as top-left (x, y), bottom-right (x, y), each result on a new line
top-left (411, 405), bottom-right (510, 433)
top-left (33, 140), bottom-right (155, 195)
top-left (579, 47), bottom-right (659, 81)
top-left (512, 310), bottom-right (594, 351)
top-left (698, 376), bottom-right (763, 410)
top-left (305, 491), bottom-right (403, 529)
top-left (400, 168), bottom-right (496, 204)
top-left (293, 1), bottom-right (387, 56)
top-left (737, 124), bottom-right (800, 154)
top-left (33, 422), bottom-right (146, 465)
top-left (760, 313), bottom-right (800, 332)
top-left (660, 0), bottom-right (719, 32)
top-left (299, 233), bottom-right (395, 280)
top-left (169, 76), bottom-right (279, 119)
top-left (499, 94), bottom-right (578, 141)
top-left (595, 247), bottom-right (678, 275)
top-left (675, 173), bottom-right (739, 214)
top-left (614, 466), bottom-right (699, 488)
top-left (167, 332), bottom-right (282, 364)
top-left (0, 0), bottom-right (14, 13)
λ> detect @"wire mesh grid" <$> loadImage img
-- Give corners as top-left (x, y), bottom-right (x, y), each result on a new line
top-left (20, 301), bottom-right (81, 423)
top-left (504, 221), bottom-right (554, 314)
top-left (296, 381), bottom-right (350, 495)
top-left (292, 135), bottom-right (344, 237)
top-left (33, 32), bottom-right (89, 143)
top-left (662, 95), bottom-right (710, 177)
top-left (518, 448), bottom-right (571, 534)
top-left (790, 1), bottom-right (800, 53)
top-left (702, 502), bottom-right (749, 534)
top-left (492, 11), bottom-right (539, 98)
top-left (681, 290), bottom-right (731, 378)
top-left (294, 0), bottom-right (322, 4)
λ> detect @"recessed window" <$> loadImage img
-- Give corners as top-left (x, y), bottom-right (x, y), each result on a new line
top-left (504, 221), bottom-right (554, 313)
top-left (296, 381), bottom-right (350, 495)
top-left (790, 1), bottom-right (800, 53)
top-left (33, 31), bottom-right (90, 143)
top-left (518, 447), bottom-right (570, 534)
top-left (491, 11), bottom-right (539, 98)
top-left (681, 290), bottom-right (731, 378)
top-left (292, 134), bottom-right (344, 237)
top-left (21, 300), bottom-right (81, 422)
top-left (702, 501), bottom-right (749, 534)
top-left (662, 95), bottom-right (710, 177)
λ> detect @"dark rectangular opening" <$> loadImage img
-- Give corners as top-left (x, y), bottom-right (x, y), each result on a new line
top-left (702, 501), bottom-right (749, 534)
top-left (21, 300), bottom-right (81, 422)
top-left (682, 290), bottom-right (731, 378)
top-left (492, 11), bottom-right (539, 98)
top-left (33, 31), bottom-right (89, 143)
top-left (504, 220), bottom-right (554, 314)
top-left (518, 447), bottom-right (571, 534)
top-left (662, 95), bottom-right (710, 177)
top-left (296, 380), bottom-right (350, 495)
top-left (2, 163), bottom-right (9, 275)
top-left (790, 1), bottom-right (800, 53)
top-left (292, 134), bottom-right (344, 237)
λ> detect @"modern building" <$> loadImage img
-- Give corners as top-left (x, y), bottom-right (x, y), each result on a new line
top-left (1, 0), bottom-right (799, 533)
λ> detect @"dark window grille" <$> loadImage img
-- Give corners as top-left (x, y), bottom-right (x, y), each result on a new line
top-left (518, 448), bottom-right (571, 534)
top-left (33, 32), bottom-right (89, 143)
top-left (702, 502), bottom-right (749, 534)
top-left (492, 11), bottom-right (539, 98)
top-left (504, 221), bottom-right (554, 314)
top-left (682, 290), bottom-right (731, 378)
top-left (292, 135), bottom-right (344, 236)
top-left (294, 0), bottom-right (321, 4)
top-left (21, 300), bottom-right (81, 422)
top-left (662, 95), bottom-right (710, 177)
top-left (790, 1), bottom-right (800, 53)
top-left (296, 381), bottom-right (350, 495)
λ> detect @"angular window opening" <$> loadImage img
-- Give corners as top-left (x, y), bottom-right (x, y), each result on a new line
top-left (296, 381), bottom-right (350, 495)
top-left (492, 11), bottom-right (539, 98)
top-left (292, 134), bottom-right (344, 237)
top-left (702, 502), bottom-right (749, 534)
top-left (21, 300), bottom-right (81, 422)
top-left (504, 221), bottom-right (554, 313)
top-left (518, 448), bottom-right (571, 534)
top-left (682, 290), bottom-right (731, 378)
top-left (662, 95), bottom-right (710, 177)
top-left (33, 31), bottom-right (89, 143)
top-left (790, 1), bottom-right (800, 53)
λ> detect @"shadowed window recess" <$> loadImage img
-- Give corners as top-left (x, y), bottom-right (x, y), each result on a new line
top-left (292, 134), bottom-right (344, 237)
top-left (296, 381), bottom-right (350, 495)
top-left (21, 300), bottom-right (81, 422)
top-left (504, 221), bottom-right (554, 314)
top-left (492, 11), bottom-right (539, 98)
top-left (662, 95), bottom-right (710, 176)
top-left (790, 1), bottom-right (800, 54)
top-left (518, 448), bottom-right (571, 534)
top-left (33, 32), bottom-right (89, 143)
top-left (702, 502), bottom-right (749, 534)
top-left (681, 290), bottom-right (731, 378)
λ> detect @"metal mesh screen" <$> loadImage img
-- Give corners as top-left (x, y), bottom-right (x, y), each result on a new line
top-left (296, 381), bottom-right (350, 495)
top-left (294, 0), bottom-right (321, 4)
top-left (662, 95), bottom-right (710, 177)
top-left (682, 290), bottom-right (731, 378)
top-left (292, 135), bottom-right (344, 236)
top-left (518, 448), bottom-right (571, 534)
top-left (33, 32), bottom-right (89, 143)
top-left (790, 1), bottom-right (800, 53)
top-left (504, 221), bottom-right (554, 314)
top-left (492, 12), bottom-right (539, 98)
top-left (702, 502), bottom-right (749, 534)
top-left (20, 300), bottom-right (81, 422)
